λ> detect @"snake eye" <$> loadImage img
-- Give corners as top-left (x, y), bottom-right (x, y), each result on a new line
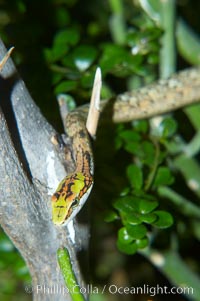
top-left (71, 199), bottom-right (79, 208)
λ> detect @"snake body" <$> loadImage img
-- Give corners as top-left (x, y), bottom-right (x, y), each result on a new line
top-left (51, 111), bottom-right (94, 225)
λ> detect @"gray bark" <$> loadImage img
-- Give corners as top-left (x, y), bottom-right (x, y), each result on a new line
top-left (0, 39), bottom-right (86, 301)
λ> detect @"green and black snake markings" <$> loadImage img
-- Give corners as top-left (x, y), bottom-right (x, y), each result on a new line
top-left (52, 111), bottom-right (94, 225)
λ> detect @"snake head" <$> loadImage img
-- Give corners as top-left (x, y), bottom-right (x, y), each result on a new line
top-left (51, 172), bottom-right (93, 225)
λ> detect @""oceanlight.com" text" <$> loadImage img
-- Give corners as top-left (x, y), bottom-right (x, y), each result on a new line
top-left (24, 283), bottom-right (194, 298)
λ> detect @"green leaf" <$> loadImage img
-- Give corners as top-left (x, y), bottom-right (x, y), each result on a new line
top-left (124, 141), bottom-right (140, 155)
top-left (121, 212), bottom-right (142, 225)
top-left (127, 28), bottom-right (160, 57)
top-left (184, 104), bottom-right (200, 130)
top-left (177, 19), bottom-right (200, 65)
top-left (51, 29), bottom-right (80, 62)
top-left (54, 81), bottom-right (77, 94)
top-left (135, 237), bottom-right (149, 249)
top-left (139, 0), bottom-right (162, 25)
top-left (118, 227), bottom-right (134, 244)
top-left (113, 196), bottom-right (141, 214)
top-left (104, 210), bottom-right (118, 222)
top-left (126, 224), bottom-right (147, 239)
top-left (53, 45), bottom-right (69, 61)
top-left (159, 117), bottom-right (177, 138)
top-left (139, 198), bottom-right (158, 214)
top-left (54, 28), bottom-right (80, 47)
top-left (141, 141), bottom-right (155, 165)
top-left (72, 45), bottom-right (98, 71)
top-left (0, 238), bottom-right (14, 252)
top-left (55, 8), bottom-right (70, 27)
top-left (126, 30), bottom-right (141, 48)
top-left (154, 166), bottom-right (174, 187)
top-left (126, 164), bottom-right (143, 190)
top-left (139, 213), bottom-right (157, 224)
top-left (63, 94), bottom-right (76, 111)
top-left (44, 46), bottom-right (68, 63)
top-left (133, 120), bottom-right (149, 133)
top-left (101, 82), bottom-right (113, 99)
top-left (100, 44), bottom-right (142, 76)
top-left (147, 52), bottom-right (159, 64)
top-left (52, 73), bottom-right (63, 85)
top-left (119, 187), bottom-right (130, 197)
top-left (80, 71), bottom-right (94, 88)
top-left (43, 48), bottom-right (53, 63)
top-left (152, 210), bottom-right (174, 228)
top-left (119, 130), bottom-right (141, 142)
top-left (117, 240), bottom-right (138, 255)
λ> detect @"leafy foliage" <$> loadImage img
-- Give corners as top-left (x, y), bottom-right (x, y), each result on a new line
top-left (0, 230), bottom-right (31, 301)
top-left (105, 118), bottom-right (175, 255)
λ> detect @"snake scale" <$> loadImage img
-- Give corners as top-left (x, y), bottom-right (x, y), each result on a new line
top-left (51, 110), bottom-right (94, 226)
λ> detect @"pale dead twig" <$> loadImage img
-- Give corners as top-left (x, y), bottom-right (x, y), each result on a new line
top-left (0, 47), bottom-right (14, 72)
top-left (86, 67), bottom-right (102, 138)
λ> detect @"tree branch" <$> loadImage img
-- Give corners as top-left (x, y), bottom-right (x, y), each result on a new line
top-left (0, 39), bottom-right (87, 301)
top-left (77, 67), bottom-right (200, 123)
